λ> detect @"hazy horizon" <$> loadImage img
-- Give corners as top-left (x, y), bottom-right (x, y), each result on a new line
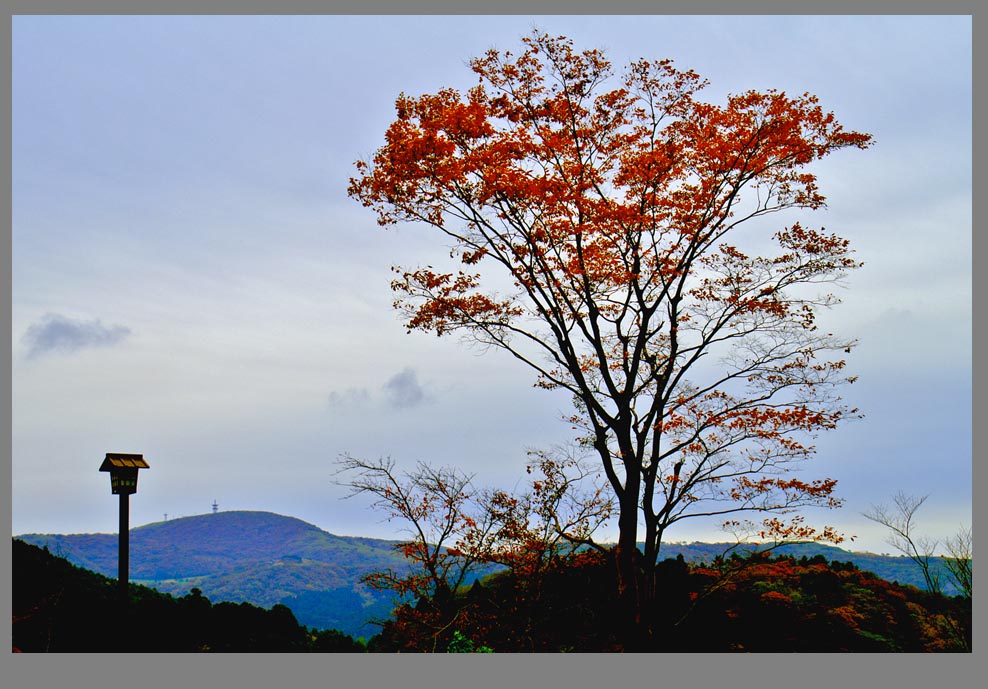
top-left (13, 506), bottom-right (944, 558)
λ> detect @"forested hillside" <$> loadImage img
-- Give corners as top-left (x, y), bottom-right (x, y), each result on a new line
top-left (369, 549), bottom-right (972, 652)
top-left (11, 539), bottom-right (363, 652)
top-left (13, 533), bottom-right (970, 653)
top-left (657, 541), bottom-right (963, 596)
top-left (16, 510), bottom-right (964, 638)
top-left (16, 511), bottom-right (408, 637)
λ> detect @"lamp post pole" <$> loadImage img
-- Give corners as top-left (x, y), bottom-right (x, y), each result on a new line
top-left (99, 453), bottom-right (149, 604)
top-left (119, 490), bottom-right (129, 599)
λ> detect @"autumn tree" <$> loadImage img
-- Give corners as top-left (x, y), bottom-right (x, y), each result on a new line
top-left (349, 31), bottom-right (871, 640)
top-left (333, 455), bottom-right (507, 651)
top-left (335, 450), bottom-right (612, 651)
top-left (334, 455), bottom-right (494, 610)
top-left (474, 446), bottom-right (613, 600)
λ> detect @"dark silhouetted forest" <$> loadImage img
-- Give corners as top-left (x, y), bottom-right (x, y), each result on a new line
top-left (15, 511), bottom-right (411, 638)
top-left (12, 539), bottom-right (363, 653)
top-left (367, 549), bottom-right (971, 653)
top-left (14, 537), bottom-right (969, 653)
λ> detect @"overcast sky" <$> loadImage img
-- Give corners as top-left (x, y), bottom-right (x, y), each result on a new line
top-left (11, 15), bottom-right (972, 554)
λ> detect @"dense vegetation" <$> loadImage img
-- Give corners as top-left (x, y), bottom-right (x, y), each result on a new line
top-left (13, 535), bottom-right (970, 653)
top-left (368, 549), bottom-right (972, 653)
top-left (12, 539), bottom-right (364, 652)
top-left (16, 510), bottom-right (966, 643)
top-left (659, 541), bottom-right (965, 596)
top-left (16, 511), bottom-right (410, 638)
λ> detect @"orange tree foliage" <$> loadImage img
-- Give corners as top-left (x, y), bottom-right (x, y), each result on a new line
top-left (349, 31), bottom-right (872, 636)
top-left (475, 447), bottom-right (613, 593)
top-left (671, 553), bottom-right (971, 652)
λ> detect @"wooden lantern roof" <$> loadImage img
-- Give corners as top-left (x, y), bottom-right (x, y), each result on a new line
top-left (99, 453), bottom-right (150, 472)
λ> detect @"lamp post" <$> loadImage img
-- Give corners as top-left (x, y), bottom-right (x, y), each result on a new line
top-left (99, 452), bottom-right (149, 601)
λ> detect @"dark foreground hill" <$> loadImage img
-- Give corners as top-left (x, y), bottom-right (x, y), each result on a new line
top-left (12, 539), bottom-right (363, 652)
top-left (370, 550), bottom-right (972, 652)
top-left (13, 530), bottom-right (971, 652)
top-left (16, 511), bottom-right (409, 638)
top-left (16, 510), bottom-right (960, 638)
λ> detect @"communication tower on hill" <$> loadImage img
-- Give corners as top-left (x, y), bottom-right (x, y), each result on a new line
top-left (212, 500), bottom-right (218, 514)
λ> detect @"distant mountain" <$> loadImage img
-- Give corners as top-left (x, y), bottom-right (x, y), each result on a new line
top-left (16, 511), bottom-right (962, 638)
top-left (16, 511), bottom-right (411, 638)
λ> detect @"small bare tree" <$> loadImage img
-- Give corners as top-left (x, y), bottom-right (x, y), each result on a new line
top-left (863, 491), bottom-right (942, 594)
top-left (943, 525), bottom-right (972, 599)
top-left (335, 449), bottom-right (614, 651)
top-left (865, 492), bottom-right (972, 651)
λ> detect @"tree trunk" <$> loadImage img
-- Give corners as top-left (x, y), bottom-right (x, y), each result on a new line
top-left (614, 480), bottom-right (644, 650)
top-left (641, 519), bottom-right (659, 624)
